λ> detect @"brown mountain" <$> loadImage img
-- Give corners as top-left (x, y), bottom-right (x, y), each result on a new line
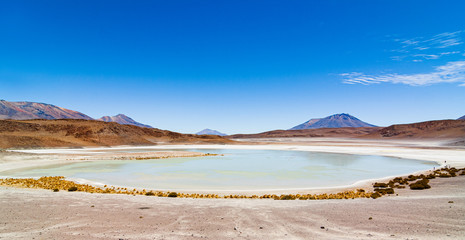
top-left (0, 119), bottom-right (232, 149)
top-left (0, 100), bottom-right (153, 129)
top-left (98, 114), bottom-right (152, 128)
top-left (0, 100), bottom-right (93, 120)
top-left (229, 127), bottom-right (380, 139)
top-left (362, 120), bottom-right (465, 139)
top-left (229, 120), bottom-right (465, 142)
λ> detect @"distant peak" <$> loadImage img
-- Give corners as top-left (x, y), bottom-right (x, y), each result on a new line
top-left (97, 114), bottom-right (152, 128)
top-left (331, 113), bottom-right (352, 117)
top-left (196, 128), bottom-right (227, 136)
top-left (289, 113), bottom-right (376, 130)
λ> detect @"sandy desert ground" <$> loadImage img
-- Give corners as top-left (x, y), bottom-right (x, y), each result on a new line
top-left (1, 138), bottom-right (465, 239)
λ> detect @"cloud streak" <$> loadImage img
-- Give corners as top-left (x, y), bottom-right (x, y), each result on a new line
top-left (341, 61), bottom-right (465, 86)
top-left (392, 31), bottom-right (463, 62)
top-left (396, 31), bottom-right (463, 50)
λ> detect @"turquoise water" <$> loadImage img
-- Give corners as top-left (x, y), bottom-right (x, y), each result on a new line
top-left (5, 149), bottom-right (438, 191)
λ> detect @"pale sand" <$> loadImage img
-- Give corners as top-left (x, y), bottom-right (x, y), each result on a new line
top-left (0, 177), bottom-right (464, 240)
top-left (1, 139), bottom-right (465, 239)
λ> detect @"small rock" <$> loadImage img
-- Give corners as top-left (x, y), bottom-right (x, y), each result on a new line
top-left (259, 227), bottom-right (263, 229)
top-left (369, 217), bottom-right (373, 220)
top-left (320, 226), bottom-right (325, 229)
top-left (234, 227), bottom-right (237, 231)
top-left (448, 201), bottom-right (454, 203)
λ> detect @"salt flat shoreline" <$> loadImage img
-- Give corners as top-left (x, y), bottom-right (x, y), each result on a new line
top-left (13, 138), bottom-right (465, 167)
top-left (2, 138), bottom-right (465, 195)
top-left (1, 138), bottom-right (465, 239)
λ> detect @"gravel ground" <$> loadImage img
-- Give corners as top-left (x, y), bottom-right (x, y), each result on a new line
top-left (1, 176), bottom-right (464, 240)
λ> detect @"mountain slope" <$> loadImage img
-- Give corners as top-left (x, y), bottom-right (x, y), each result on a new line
top-left (98, 114), bottom-right (152, 128)
top-left (289, 118), bottom-right (321, 130)
top-left (196, 129), bottom-right (227, 136)
top-left (0, 100), bottom-right (93, 120)
top-left (0, 119), bottom-right (232, 149)
top-left (290, 113), bottom-right (376, 130)
top-left (229, 119), bottom-right (465, 140)
top-left (362, 119), bottom-right (465, 139)
top-left (459, 115), bottom-right (465, 120)
top-left (0, 100), bottom-right (152, 129)
top-left (228, 127), bottom-right (380, 139)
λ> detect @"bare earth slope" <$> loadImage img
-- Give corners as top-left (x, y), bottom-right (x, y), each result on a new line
top-left (289, 118), bottom-right (321, 130)
top-left (0, 119), bottom-right (232, 149)
top-left (362, 119), bottom-right (465, 139)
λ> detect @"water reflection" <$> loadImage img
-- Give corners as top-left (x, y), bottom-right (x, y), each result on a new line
top-left (303, 152), bottom-right (363, 167)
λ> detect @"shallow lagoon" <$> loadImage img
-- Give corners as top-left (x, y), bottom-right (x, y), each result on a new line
top-left (6, 149), bottom-right (438, 191)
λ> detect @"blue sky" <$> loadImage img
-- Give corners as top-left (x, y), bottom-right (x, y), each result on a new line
top-left (1, 0), bottom-right (464, 134)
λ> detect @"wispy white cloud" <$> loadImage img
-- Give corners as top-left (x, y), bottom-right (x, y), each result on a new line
top-left (411, 51), bottom-right (461, 60)
top-left (427, 31), bottom-right (463, 48)
top-left (341, 61), bottom-right (465, 86)
top-left (391, 31), bottom-right (464, 62)
top-left (395, 31), bottom-right (463, 50)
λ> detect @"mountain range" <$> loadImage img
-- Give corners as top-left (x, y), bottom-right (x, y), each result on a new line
top-left (196, 129), bottom-right (227, 136)
top-left (0, 100), bottom-right (151, 128)
top-left (290, 113), bottom-right (377, 130)
top-left (229, 119), bottom-right (465, 142)
top-left (1, 100), bottom-right (463, 141)
top-left (0, 119), bottom-right (231, 149)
